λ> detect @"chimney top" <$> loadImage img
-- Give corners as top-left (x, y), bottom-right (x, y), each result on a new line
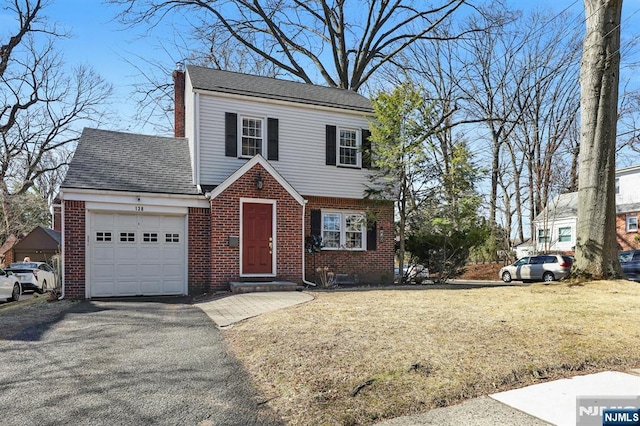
top-left (175, 61), bottom-right (184, 72)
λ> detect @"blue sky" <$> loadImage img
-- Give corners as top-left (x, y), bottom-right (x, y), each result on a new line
top-left (11, 1), bottom-right (640, 136)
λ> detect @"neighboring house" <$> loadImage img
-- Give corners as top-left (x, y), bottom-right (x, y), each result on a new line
top-left (532, 192), bottom-right (578, 254)
top-left (533, 165), bottom-right (640, 253)
top-left (0, 234), bottom-right (19, 266)
top-left (60, 65), bottom-right (394, 299)
top-left (0, 226), bottom-right (61, 266)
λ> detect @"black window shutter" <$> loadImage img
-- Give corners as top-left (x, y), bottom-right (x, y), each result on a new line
top-left (310, 210), bottom-right (321, 237)
top-left (326, 125), bottom-right (336, 165)
top-left (367, 221), bottom-right (377, 251)
top-left (225, 112), bottom-right (237, 157)
top-left (362, 128), bottom-right (372, 169)
top-left (267, 118), bottom-right (279, 160)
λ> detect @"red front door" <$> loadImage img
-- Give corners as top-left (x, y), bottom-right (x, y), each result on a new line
top-left (242, 203), bottom-right (273, 274)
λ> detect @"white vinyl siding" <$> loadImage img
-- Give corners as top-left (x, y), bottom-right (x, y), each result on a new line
top-left (196, 93), bottom-right (372, 199)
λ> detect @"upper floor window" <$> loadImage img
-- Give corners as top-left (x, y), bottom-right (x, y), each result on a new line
top-left (339, 129), bottom-right (359, 166)
top-left (627, 215), bottom-right (638, 232)
top-left (326, 125), bottom-right (370, 168)
top-left (241, 117), bottom-right (263, 157)
top-left (558, 227), bottom-right (572, 243)
top-left (321, 211), bottom-right (366, 250)
top-left (615, 178), bottom-right (620, 194)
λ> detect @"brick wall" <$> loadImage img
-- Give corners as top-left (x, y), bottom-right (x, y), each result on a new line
top-left (188, 207), bottom-right (211, 295)
top-left (616, 213), bottom-right (640, 250)
top-left (210, 163), bottom-right (303, 291)
top-left (304, 196), bottom-right (395, 285)
top-left (63, 200), bottom-right (86, 298)
top-left (173, 68), bottom-right (185, 138)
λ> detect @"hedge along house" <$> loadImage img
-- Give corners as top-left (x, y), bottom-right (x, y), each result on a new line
top-left (60, 65), bottom-right (394, 299)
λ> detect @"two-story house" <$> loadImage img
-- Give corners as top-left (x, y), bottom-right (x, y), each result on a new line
top-left (59, 65), bottom-right (394, 298)
top-left (532, 165), bottom-right (640, 254)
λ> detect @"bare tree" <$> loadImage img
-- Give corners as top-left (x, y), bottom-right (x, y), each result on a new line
top-left (110, 0), bottom-right (474, 92)
top-left (1, 0), bottom-right (112, 239)
top-left (574, 0), bottom-right (623, 279)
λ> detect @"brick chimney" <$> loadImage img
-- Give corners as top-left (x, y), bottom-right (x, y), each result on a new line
top-left (173, 62), bottom-right (186, 138)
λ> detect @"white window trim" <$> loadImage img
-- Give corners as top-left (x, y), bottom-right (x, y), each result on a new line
top-left (321, 210), bottom-right (367, 251)
top-left (557, 226), bottom-right (572, 243)
top-left (238, 115), bottom-right (266, 159)
top-left (537, 228), bottom-right (550, 244)
top-left (627, 215), bottom-right (638, 232)
top-left (337, 127), bottom-right (361, 168)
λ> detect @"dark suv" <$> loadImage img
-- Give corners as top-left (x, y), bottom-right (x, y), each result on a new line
top-left (618, 250), bottom-right (640, 281)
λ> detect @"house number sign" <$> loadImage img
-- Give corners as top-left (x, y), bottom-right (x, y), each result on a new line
top-left (135, 206), bottom-right (144, 212)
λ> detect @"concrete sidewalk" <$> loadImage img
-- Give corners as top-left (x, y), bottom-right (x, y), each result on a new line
top-left (196, 291), bottom-right (314, 327)
top-left (377, 370), bottom-right (640, 426)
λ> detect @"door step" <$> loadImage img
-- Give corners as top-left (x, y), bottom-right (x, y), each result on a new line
top-left (229, 281), bottom-right (303, 293)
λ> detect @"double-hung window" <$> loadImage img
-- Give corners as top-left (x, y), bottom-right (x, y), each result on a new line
top-left (627, 215), bottom-right (638, 232)
top-left (538, 228), bottom-right (550, 244)
top-left (321, 211), bottom-right (366, 250)
top-left (558, 227), bottom-right (572, 243)
top-left (339, 128), bottom-right (359, 167)
top-left (241, 117), bottom-right (263, 157)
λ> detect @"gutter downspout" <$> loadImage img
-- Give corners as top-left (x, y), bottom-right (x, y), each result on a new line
top-left (58, 195), bottom-right (65, 300)
top-left (301, 199), bottom-right (316, 286)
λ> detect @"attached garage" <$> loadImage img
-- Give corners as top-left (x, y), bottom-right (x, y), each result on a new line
top-left (88, 212), bottom-right (187, 297)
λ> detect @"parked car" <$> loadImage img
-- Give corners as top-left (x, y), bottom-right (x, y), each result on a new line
top-left (499, 255), bottom-right (573, 283)
top-left (0, 268), bottom-right (21, 302)
top-left (618, 250), bottom-right (640, 281)
top-left (395, 264), bottom-right (430, 284)
top-left (5, 262), bottom-right (56, 293)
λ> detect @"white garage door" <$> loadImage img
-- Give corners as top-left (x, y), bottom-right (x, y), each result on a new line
top-left (89, 213), bottom-right (186, 297)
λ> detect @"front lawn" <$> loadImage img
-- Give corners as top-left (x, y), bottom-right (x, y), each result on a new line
top-left (223, 280), bottom-right (640, 425)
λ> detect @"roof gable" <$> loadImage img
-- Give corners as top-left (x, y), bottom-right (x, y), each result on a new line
top-left (62, 128), bottom-right (200, 195)
top-left (533, 192), bottom-right (578, 223)
top-left (207, 154), bottom-right (304, 205)
top-left (186, 65), bottom-right (372, 113)
top-left (14, 226), bottom-right (61, 251)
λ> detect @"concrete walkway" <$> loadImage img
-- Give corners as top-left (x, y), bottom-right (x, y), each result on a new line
top-left (196, 291), bottom-right (314, 327)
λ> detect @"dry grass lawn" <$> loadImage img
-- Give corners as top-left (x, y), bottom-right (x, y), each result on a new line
top-left (223, 280), bottom-right (640, 425)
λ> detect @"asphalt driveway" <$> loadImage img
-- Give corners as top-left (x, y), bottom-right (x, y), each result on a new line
top-left (0, 298), bottom-right (281, 426)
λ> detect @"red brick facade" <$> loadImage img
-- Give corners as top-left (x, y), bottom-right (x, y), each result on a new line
top-left (64, 200), bottom-right (86, 298)
top-left (209, 163), bottom-right (303, 291)
top-left (61, 167), bottom-right (395, 296)
top-left (188, 207), bottom-right (211, 294)
top-left (616, 212), bottom-right (640, 250)
top-left (304, 196), bottom-right (395, 285)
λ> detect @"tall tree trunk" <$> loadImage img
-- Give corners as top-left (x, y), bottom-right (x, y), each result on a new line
top-left (574, 0), bottom-right (623, 278)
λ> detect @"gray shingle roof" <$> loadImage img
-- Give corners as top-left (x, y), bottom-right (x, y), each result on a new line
top-left (62, 128), bottom-right (200, 195)
top-left (186, 65), bottom-right (373, 113)
top-left (533, 192), bottom-right (578, 222)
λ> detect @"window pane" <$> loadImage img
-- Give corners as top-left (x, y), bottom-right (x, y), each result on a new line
top-left (322, 213), bottom-right (341, 248)
top-left (339, 129), bottom-right (358, 166)
top-left (558, 227), bottom-right (571, 242)
top-left (345, 214), bottom-right (364, 249)
top-left (241, 117), bottom-right (263, 156)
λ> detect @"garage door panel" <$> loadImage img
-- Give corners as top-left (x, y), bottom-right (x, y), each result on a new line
top-left (90, 213), bottom-right (186, 297)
